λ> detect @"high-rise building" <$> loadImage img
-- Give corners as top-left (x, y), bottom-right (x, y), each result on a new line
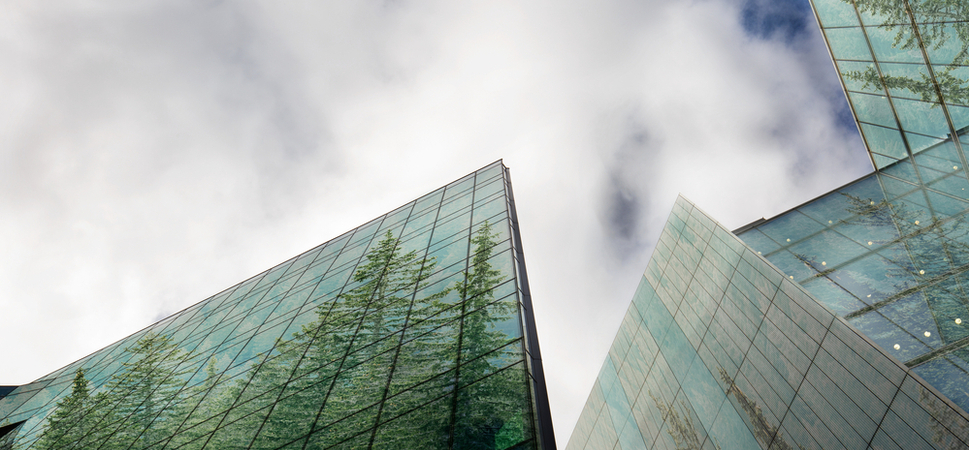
top-left (566, 196), bottom-right (966, 450)
top-left (735, 141), bottom-right (968, 413)
top-left (809, 0), bottom-right (967, 171)
top-left (0, 160), bottom-right (556, 450)
top-left (565, 0), bottom-right (967, 448)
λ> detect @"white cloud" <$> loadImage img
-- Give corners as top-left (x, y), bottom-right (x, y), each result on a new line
top-left (0, 0), bottom-right (869, 446)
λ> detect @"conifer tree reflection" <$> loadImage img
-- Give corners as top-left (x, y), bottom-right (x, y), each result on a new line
top-left (35, 333), bottom-right (190, 450)
top-left (449, 221), bottom-right (526, 450)
top-left (841, 194), bottom-right (966, 295)
top-left (34, 369), bottom-right (91, 450)
top-left (200, 229), bottom-right (447, 448)
top-left (166, 359), bottom-right (227, 449)
top-left (99, 333), bottom-right (189, 449)
top-left (304, 229), bottom-right (449, 448)
top-left (33, 221), bottom-right (529, 449)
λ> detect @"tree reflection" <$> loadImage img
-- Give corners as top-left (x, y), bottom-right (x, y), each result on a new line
top-left (789, 193), bottom-right (967, 348)
top-left (650, 391), bottom-right (720, 450)
top-left (717, 368), bottom-right (805, 450)
top-left (836, 194), bottom-right (967, 344)
top-left (34, 370), bottom-right (91, 450)
top-left (34, 333), bottom-right (190, 450)
top-left (840, 0), bottom-right (968, 106)
top-left (31, 221), bottom-right (529, 450)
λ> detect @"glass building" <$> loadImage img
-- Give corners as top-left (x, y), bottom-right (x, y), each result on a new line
top-left (735, 138), bottom-right (968, 413)
top-left (566, 197), bottom-right (967, 450)
top-left (735, 0), bottom-right (968, 418)
top-left (567, 0), bottom-right (966, 448)
top-left (810, 0), bottom-right (967, 170)
top-left (0, 160), bottom-right (556, 450)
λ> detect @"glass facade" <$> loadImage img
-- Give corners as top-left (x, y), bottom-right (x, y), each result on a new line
top-left (566, 197), bottom-right (968, 450)
top-left (736, 133), bottom-right (968, 412)
top-left (809, 0), bottom-right (968, 170)
top-left (0, 160), bottom-right (555, 450)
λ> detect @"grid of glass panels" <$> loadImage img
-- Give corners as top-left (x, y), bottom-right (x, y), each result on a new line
top-left (736, 138), bottom-right (968, 412)
top-left (566, 196), bottom-right (967, 450)
top-left (809, 0), bottom-right (968, 170)
top-left (0, 160), bottom-right (553, 450)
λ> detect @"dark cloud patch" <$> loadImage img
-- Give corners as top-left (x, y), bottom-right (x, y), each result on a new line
top-left (740, 0), bottom-right (812, 43)
top-left (600, 116), bottom-right (656, 262)
top-left (605, 178), bottom-right (640, 247)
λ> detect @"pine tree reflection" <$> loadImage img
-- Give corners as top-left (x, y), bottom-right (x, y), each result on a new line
top-left (33, 221), bottom-right (528, 449)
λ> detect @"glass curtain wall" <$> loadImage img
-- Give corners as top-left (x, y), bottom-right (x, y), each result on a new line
top-left (0, 160), bottom-right (553, 450)
top-left (809, 0), bottom-right (968, 170)
top-left (737, 135), bottom-right (968, 412)
top-left (567, 196), bottom-right (967, 450)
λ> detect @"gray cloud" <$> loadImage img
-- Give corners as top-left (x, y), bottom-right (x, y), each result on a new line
top-left (0, 0), bottom-right (871, 445)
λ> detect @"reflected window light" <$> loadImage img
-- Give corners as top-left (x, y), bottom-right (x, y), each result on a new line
top-left (919, 270), bottom-right (925, 274)
top-left (954, 166), bottom-right (959, 170)
top-left (822, 261), bottom-right (827, 266)
top-left (786, 238), bottom-right (791, 242)
top-left (828, 220), bottom-right (833, 224)
top-left (868, 241), bottom-right (872, 245)
top-left (789, 276), bottom-right (794, 279)
top-left (867, 294), bottom-right (871, 298)
top-left (894, 344), bottom-right (900, 350)
top-left (924, 331), bottom-right (931, 337)
top-left (957, 318), bottom-right (963, 325)
top-left (915, 220), bottom-right (920, 225)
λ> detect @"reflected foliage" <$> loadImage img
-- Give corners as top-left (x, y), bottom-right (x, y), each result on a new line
top-left (0, 421), bottom-right (25, 450)
top-left (837, 194), bottom-right (968, 343)
top-left (717, 368), bottom-right (805, 450)
top-left (793, 193), bottom-right (967, 344)
top-left (849, 64), bottom-right (967, 107)
top-left (921, 387), bottom-right (968, 448)
top-left (34, 333), bottom-right (189, 449)
top-left (784, 190), bottom-right (968, 408)
top-left (30, 222), bottom-right (530, 450)
top-left (34, 370), bottom-right (90, 449)
top-left (841, 0), bottom-right (968, 106)
top-left (841, 195), bottom-right (966, 289)
top-left (452, 222), bottom-right (525, 450)
top-left (650, 392), bottom-right (720, 450)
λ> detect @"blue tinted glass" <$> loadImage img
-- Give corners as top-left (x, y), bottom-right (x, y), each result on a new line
top-left (919, 23), bottom-right (969, 65)
top-left (861, 124), bottom-right (909, 159)
top-left (681, 359), bottom-right (726, 433)
top-left (849, 309), bottom-right (931, 362)
top-left (827, 27), bottom-right (874, 60)
top-left (895, 98), bottom-right (951, 139)
top-left (911, 356), bottom-right (969, 418)
top-left (866, 25), bottom-right (925, 63)
top-left (877, 62), bottom-right (933, 99)
top-left (907, 132), bottom-right (948, 154)
top-left (755, 210), bottom-right (825, 245)
top-left (850, 92), bottom-right (899, 128)
top-left (812, 0), bottom-right (859, 26)
top-left (735, 229), bottom-right (780, 255)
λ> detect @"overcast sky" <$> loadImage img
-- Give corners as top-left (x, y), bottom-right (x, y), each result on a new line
top-left (0, 0), bottom-right (872, 445)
